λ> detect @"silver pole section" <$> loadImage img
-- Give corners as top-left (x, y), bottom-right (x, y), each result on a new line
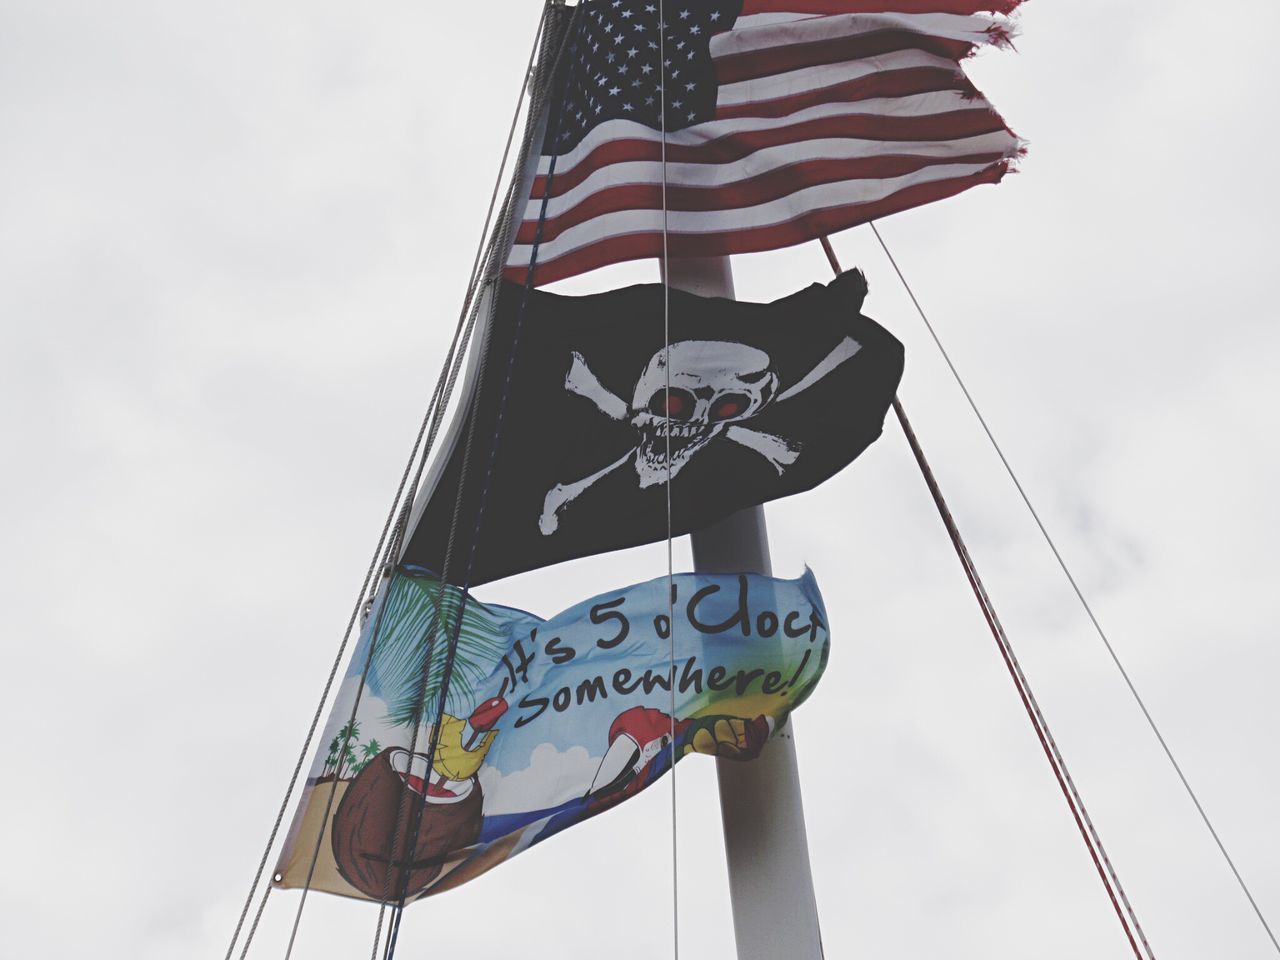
top-left (664, 256), bottom-right (825, 960)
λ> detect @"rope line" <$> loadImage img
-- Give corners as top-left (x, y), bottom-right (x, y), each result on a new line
top-left (364, 280), bottom-right (499, 959)
top-left (379, 10), bottom-right (584, 959)
top-left (237, 886), bottom-right (272, 960)
top-left (282, 576), bottom-right (402, 960)
top-left (374, 17), bottom-right (572, 936)
top-left (369, 904), bottom-right (387, 960)
top-left (820, 236), bottom-right (1154, 959)
top-left (223, 306), bottom-right (458, 960)
top-left (369, 153), bottom-right (544, 949)
top-left (861, 221), bottom-right (1279, 956)
top-left (223, 9), bottom-right (553, 958)
top-left (657, 4), bottom-right (681, 960)
top-left (282, 4), bottom-right (559, 946)
top-left (895, 396), bottom-right (1151, 960)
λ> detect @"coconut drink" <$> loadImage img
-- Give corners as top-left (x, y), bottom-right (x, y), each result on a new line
top-left (331, 704), bottom-right (502, 900)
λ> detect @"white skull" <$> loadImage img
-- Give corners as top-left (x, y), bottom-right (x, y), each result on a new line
top-left (629, 340), bottom-right (779, 487)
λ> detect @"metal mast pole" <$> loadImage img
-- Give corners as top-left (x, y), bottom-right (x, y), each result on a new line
top-left (663, 256), bottom-right (825, 960)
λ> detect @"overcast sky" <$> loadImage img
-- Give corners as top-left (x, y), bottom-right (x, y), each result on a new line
top-left (2, 1), bottom-right (1278, 958)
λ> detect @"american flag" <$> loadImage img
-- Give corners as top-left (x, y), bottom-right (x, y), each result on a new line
top-left (506, 0), bottom-right (1025, 286)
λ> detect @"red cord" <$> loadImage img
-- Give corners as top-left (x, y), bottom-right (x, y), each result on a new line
top-left (821, 234), bottom-right (1151, 959)
top-left (893, 399), bottom-right (1145, 960)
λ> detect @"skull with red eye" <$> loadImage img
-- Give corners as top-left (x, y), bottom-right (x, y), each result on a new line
top-left (647, 387), bottom-right (695, 420)
top-left (710, 394), bottom-right (751, 421)
top-left (629, 340), bottom-right (780, 488)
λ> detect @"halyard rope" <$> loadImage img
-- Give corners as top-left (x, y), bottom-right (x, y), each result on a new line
top-left (226, 298), bottom-right (465, 960)
top-left (866, 220), bottom-right (1280, 957)
top-left (283, 567), bottom-right (401, 960)
top-left (223, 6), bottom-right (554, 959)
top-left (657, 4), bottom-right (681, 960)
top-left (369, 903), bottom-right (387, 960)
top-left (236, 885), bottom-right (271, 960)
top-left (818, 235), bottom-right (1154, 959)
top-left (894, 394), bottom-right (1152, 960)
top-left (285, 3), bottom-right (563, 949)
top-left (379, 7), bottom-right (585, 959)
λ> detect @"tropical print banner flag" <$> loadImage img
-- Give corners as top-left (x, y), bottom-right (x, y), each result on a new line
top-left (274, 565), bottom-right (829, 903)
top-left (507, 0), bottom-right (1025, 285)
top-left (403, 269), bottom-right (902, 586)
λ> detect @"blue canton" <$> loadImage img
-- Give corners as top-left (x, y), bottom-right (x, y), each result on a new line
top-left (551, 0), bottom-right (742, 154)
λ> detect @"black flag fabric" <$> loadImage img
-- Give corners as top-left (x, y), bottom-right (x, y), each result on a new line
top-left (403, 270), bottom-right (903, 586)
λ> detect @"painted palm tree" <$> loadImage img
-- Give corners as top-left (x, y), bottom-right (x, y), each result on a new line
top-left (342, 742), bottom-right (359, 778)
top-left (350, 738), bottom-right (382, 775)
top-left (369, 568), bottom-right (509, 729)
top-left (323, 721), bottom-right (365, 778)
top-left (324, 734), bottom-right (343, 777)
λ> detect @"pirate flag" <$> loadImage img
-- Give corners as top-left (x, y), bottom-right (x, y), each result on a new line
top-left (403, 270), bottom-right (903, 585)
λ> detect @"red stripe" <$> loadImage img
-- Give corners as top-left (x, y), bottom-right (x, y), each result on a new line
top-left (532, 107), bottom-right (1008, 199)
top-left (715, 28), bottom-right (976, 85)
top-left (517, 151), bottom-right (1008, 245)
top-left (506, 161), bottom-right (1008, 286)
top-left (740, 0), bottom-right (1024, 14)
top-left (714, 64), bottom-right (973, 121)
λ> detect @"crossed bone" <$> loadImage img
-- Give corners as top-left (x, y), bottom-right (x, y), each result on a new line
top-left (538, 336), bottom-right (861, 535)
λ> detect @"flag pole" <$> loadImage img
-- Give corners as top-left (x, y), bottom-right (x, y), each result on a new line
top-left (663, 256), bottom-right (825, 960)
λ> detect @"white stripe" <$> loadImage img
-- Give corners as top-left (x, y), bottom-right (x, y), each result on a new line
top-left (525, 129), bottom-right (1015, 223)
top-left (732, 12), bottom-right (822, 29)
top-left (710, 11), bottom-right (1002, 59)
top-left (716, 47), bottom-right (960, 107)
top-left (508, 159), bottom-right (999, 266)
top-left (537, 88), bottom-right (996, 177)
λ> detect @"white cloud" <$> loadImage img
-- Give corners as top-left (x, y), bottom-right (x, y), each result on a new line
top-left (478, 742), bottom-right (602, 816)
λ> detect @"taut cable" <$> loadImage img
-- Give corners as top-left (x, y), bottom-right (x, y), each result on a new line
top-left (380, 7), bottom-right (585, 959)
top-left (821, 235), bottom-right (1155, 960)
top-left (225, 8), bottom-right (555, 960)
top-left (657, 4), bottom-right (680, 960)
top-left (865, 220), bottom-right (1280, 957)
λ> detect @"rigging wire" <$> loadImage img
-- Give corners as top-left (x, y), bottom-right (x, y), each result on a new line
top-left (294, 91), bottom-right (533, 951)
top-left (350, 287), bottom-right (497, 960)
top-left (369, 904), bottom-right (387, 960)
top-left (371, 132), bottom-right (543, 960)
top-left (863, 221), bottom-right (1280, 957)
top-left (893, 396), bottom-right (1151, 960)
top-left (237, 886), bottom-right (272, 960)
top-left (281, 3), bottom-right (558, 945)
top-left (222, 8), bottom-right (553, 959)
top-left (223, 319), bottom-right (456, 960)
top-left (657, 3), bottom-right (681, 959)
top-left (281, 573), bottom-right (402, 960)
top-left (378, 8), bottom-right (585, 959)
top-left (821, 236), bottom-right (1155, 960)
